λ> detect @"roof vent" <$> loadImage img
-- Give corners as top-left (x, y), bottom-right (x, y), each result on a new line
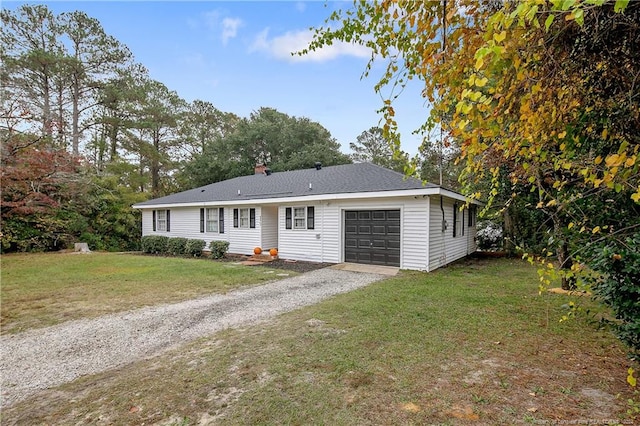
top-left (314, 162), bottom-right (322, 170)
top-left (265, 168), bottom-right (272, 176)
top-left (237, 189), bottom-right (241, 196)
top-left (309, 182), bottom-right (313, 190)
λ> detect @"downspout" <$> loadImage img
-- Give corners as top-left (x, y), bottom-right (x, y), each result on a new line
top-left (440, 195), bottom-right (447, 268)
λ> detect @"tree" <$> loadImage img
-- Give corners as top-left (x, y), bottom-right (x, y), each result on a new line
top-left (349, 127), bottom-right (408, 173)
top-left (0, 132), bottom-right (84, 251)
top-left (1, 5), bottom-right (64, 140)
top-left (124, 78), bottom-right (186, 197)
top-left (179, 107), bottom-right (351, 189)
top-left (59, 10), bottom-right (133, 155)
top-left (306, 0), bottom-right (639, 352)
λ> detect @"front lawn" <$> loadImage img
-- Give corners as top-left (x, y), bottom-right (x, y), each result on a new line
top-left (2, 257), bottom-right (636, 424)
top-left (0, 252), bottom-right (295, 334)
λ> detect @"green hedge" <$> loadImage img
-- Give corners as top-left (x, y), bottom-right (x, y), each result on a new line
top-left (209, 240), bottom-right (230, 259)
top-left (167, 237), bottom-right (188, 255)
top-left (185, 239), bottom-right (206, 257)
top-left (141, 235), bottom-right (169, 254)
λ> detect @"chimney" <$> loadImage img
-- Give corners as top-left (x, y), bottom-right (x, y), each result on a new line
top-left (254, 163), bottom-right (267, 175)
top-left (314, 162), bottom-right (322, 170)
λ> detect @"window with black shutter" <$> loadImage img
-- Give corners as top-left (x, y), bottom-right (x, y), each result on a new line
top-left (200, 208), bottom-right (205, 233)
top-left (219, 208), bottom-right (225, 233)
top-left (452, 204), bottom-right (457, 237)
top-left (233, 209), bottom-right (239, 228)
top-left (285, 207), bottom-right (292, 229)
top-left (152, 210), bottom-right (156, 231)
top-left (166, 210), bottom-right (170, 232)
top-left (307, 206), bottom-right (315, 229)
top-left (249, 208), bottom-right (255, 228)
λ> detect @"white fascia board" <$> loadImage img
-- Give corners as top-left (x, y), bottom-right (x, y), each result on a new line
top-left (132, 187), bottom-right (483, 209)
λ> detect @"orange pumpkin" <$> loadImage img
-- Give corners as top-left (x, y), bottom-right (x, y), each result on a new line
top-left (269, 248), bottom-right (278, 257)
top-left (253, 247), bottom-right (262, 255)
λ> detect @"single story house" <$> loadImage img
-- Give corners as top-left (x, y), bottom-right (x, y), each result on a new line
top-left (133, 162), bottom-right (480, 271)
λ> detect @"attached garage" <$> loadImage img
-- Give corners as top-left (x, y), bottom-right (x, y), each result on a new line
top-left (344, 209), bottom-right (401, 266)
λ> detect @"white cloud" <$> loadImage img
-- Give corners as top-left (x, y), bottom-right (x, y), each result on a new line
top-left (221, 17), bottom-right (243, 45)
top-left (249, 28), bottom-right (370, 63)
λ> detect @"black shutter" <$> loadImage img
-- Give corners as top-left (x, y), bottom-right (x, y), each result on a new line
top-left (233, 209), bottom-right (238, 228)
top-left (249, 208), bottom-right (255, 228)
top-left (200, 208), bottom-right (205, 233)
top-left (152, 210), bottom-right (156, 231)
top-left (285, 207), bottom-right (292, 229)
top-left (452, 204), bottom-right (457, 237)
top-left (166, 210), bottom-right (170, 232)
top-left (307, 206), bottom-right (315, 229)
top-left (461, 210), bottom-right (465, 236)
top-left (219, 208), bottom-right (224, 233)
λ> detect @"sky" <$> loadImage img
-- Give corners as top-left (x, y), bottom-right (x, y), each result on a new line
top-left (4, 0), bottom-right (432, 156)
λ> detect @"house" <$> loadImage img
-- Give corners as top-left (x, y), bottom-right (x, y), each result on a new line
top-left (133, 162), bottom-right (480, 271)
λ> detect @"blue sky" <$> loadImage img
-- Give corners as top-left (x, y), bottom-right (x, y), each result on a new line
top-left (5, 1), bottom-right (431, 156)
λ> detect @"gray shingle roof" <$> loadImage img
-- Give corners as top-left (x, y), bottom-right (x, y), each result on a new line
top-left (134, 162), bottom-right (439, 207)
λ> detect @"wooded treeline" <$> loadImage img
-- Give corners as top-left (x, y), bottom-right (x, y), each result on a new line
top-left (3, 5), bottom-right (449, 253)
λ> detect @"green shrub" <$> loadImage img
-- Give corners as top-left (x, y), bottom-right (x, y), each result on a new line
top-left (588, 232), bottom-right (640, 356)
top-left (185, 239), bottom-right (206, 257)
top-left (141, 235), bottom-right (169, 254)
top-left (209, 240), bottom-right (230, 259)
top-left (167, 237), bottom-right (188, 255)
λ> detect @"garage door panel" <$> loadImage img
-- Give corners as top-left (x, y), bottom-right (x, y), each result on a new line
top-left (358, 225), bottom-right (371, 233)
top-left (344, 209), bottom-right (400, 267)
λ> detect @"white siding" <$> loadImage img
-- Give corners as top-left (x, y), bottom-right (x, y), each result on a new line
top-left (227, 206), bottom-right (262, 255)
top-left (278, 204), bottom-right (323, 262)
top-left (141, 207), bottom-right (230, 248)
top-left (278, 197), bottom-right (430, 270)
top-left (428, 196), bottom-right (477, 271)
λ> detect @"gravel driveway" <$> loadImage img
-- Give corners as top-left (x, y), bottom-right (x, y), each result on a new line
top-left (0, 268), bottom-right (386, 408)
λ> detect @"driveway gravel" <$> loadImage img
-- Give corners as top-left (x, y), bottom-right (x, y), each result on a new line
top-left (0, 268), bottom-right (386, 408)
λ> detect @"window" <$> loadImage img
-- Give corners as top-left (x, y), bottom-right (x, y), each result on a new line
top-left (200, 208), bottom-right (224, 233)
top-left (206, 208), bottom-right (218, 232)
top-left (233, 208), bottom-right (255, 229)
top-left (294, 207), bottom-right (306, 229)
top-left (285, 206), bottom-right (315, 230)
top-left (240, 208), bottom-right (249, 228)
top-left (453, 204), bottom-right (464, 237)
top-left (153, 209), bottom-right (170, 232)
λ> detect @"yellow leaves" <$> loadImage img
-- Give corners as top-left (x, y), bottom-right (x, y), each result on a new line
top-left (605, 153), bottom-right (626, 168)
top-left (601, 128), bottom-right (608, 139)
top-left (493, 31), bottom-right (507, 43)
top-left (475, 77), bottom-right (488, 87)
top-left (594, 155), bottom-right (603, 165)
top-left (475, 57), bottom-right (484, 70)
top-left (531, 83), bottom-right (541, 95)
top-left (628, 368), bottom-right (637, 387)
top-left (557, 131), bottom-right (567, 139)
top-left (632, 191), bottom-right (640, 204)
top-left (592, 226), bottom-right (601, 234)
top-left (568, 222), bottom-right (574, 230)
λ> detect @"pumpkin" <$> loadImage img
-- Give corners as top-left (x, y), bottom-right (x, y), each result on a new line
top-left (253, 247), bottom-right (262, 255)
top-left (269, 248), bottom-right (278, 257)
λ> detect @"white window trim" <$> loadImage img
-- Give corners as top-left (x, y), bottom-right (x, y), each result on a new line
top-left (206, 208), bottom-right (219, 233)
top-left (239, 208), bottom-right (250, 228)
top-left (293, 207), bottom-right (306, 229)
top-left (157, 210), bottom-right (167, 232)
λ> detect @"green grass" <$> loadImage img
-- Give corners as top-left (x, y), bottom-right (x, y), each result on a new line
top-left (0, 252), bottom-right (295, 334)
top-left (2, 257), bottom-right (635, 425)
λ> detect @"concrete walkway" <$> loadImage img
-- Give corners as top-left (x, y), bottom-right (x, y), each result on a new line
top-left (0, 267), bottom-right (387, 408)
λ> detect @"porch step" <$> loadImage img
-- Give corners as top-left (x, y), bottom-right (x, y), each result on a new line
top-left (246, 254), bottom-right (278, 263)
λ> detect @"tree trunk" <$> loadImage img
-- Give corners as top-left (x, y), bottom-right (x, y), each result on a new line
top-left (71, 76), bottom-right (80, 156)
top-left (552, 213), bottom-right (575, 290)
